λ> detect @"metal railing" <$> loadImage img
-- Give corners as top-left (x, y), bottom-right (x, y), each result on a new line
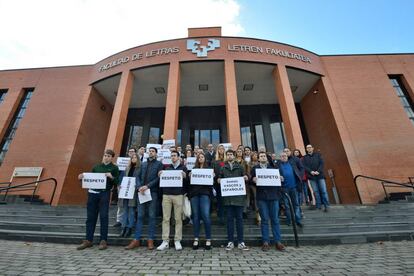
top-left (282, 192), bottom-right (299, 247)
top-left (353, 175), bottom-right (414, 203)
top-left (0, 178), bottom-right (57, 205)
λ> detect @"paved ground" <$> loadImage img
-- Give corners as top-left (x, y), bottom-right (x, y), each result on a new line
top-left (0, 240), bottom-right (413, 275)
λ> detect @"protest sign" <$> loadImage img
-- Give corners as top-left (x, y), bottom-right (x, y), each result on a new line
top-left (220, 177), bottom-right (246, 196)
top-left (82, 173), bottom-right (106, 189)
top-left (190, 169), bottom-right (214, 185)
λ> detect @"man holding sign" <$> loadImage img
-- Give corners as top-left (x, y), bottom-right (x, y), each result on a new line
top-left (251, 152), bottom-right (285, 252)
top-left (125, 147), bottom-right (163, 250)
top-left (157, 151), bottom-right (188, 251)
top-left (218, 150), bottom-right (249, 251)
top-left (77, 149), bottom-right (120, 251)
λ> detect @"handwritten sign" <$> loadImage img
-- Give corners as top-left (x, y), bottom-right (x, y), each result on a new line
top-left (138, 188), bottom-right (152, 204)
top-left (162, 139), bottom-right (175, 149)
top-left (220, 177), bottom-right (246, 196)
top-left (185, 157), bottom-right (196, 170)
top-left (256, 169), bottom-right (281, 186)
top-left (119, 177), bottom-right (136, 199)
top-left (82, 173), bottom-right (106, 189)
top-left (116, 157), bottom-right (130, 171)
top-left (190, 169), bottom-right (214, 185)
top-left (160, 170), bottom-right (183, 187)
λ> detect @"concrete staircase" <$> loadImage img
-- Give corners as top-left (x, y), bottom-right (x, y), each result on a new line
top-left (0, 201), bottom-right (413, 247)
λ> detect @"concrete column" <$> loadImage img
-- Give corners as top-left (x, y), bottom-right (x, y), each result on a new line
top-left (273, 65), bottom-right (304, 152)
top-left (0, 88), bottom-right (24, 139)
top-left (163, 61), bottom-right (181, 141)
top-left (224, 59), bottom-right (242, 146)
top-left (105, 71), bottom-right (134, 155)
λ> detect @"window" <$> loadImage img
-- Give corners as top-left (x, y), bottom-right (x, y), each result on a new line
top-left (127, 125), bottom-right (143, 149)
top-left (254, 125), bottom-right (266, 150)
top-left (0, 88), bottom-right (34, 165)
top-left (389, 76), bottom-right (414, 125)
top-left (270, 122), bottom-right (286, 154)
top-left (241, 126), bottom-right (252, 148)
top-left (176, 129), bottom-right (182, 146)
top-left (148, 127), bottom-right (160, 144)
top-left (194, 129), bottom-right (220, 148)
top-left (0, 89), bottom-right (7, 104)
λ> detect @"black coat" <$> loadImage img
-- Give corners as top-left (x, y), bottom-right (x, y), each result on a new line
top-left (250, 163), bottom-right (282, 201)
top-left (302, 152), bottom-right (325, 180)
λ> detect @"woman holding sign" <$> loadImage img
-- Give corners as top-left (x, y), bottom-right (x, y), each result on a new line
top-left (188, 152), bottom-right (213, 250)
top-left (118, 153), bottom-right (140, 238)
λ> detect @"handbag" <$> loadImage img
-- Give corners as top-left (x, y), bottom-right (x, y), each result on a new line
top-left (183, 196), bottom-right (191, 218)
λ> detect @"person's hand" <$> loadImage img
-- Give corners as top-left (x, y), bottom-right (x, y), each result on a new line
top-left (280, 175), bottom-right (284, 182)
top-left (158, 170), bottom-right (163, 177)
top-left (314, 171), bottom-right (320, 175)
top-left (78, 173), bottom-right (84, 180)
top-left (252, 177), bottom-right (257, 183)
top-left (105, 172), bottom-right (113, 179)
top-left (243, 175), bottom-right (248, 181)
top-left (139, 185), bottom-right (148, 193)
top-left (182, 171), bottom-right (187, 178)
top-left (217, 178), bottom-right (221, 184)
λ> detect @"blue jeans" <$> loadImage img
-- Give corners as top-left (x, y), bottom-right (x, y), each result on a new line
top-left (86, 190), bottom-right (110, 242)
top-left (134, 192), bottom-right (158, 240)
top-left (283, 188), bottom-right (302, 225)
top-left (257, 199), bottom-right (281, 243)
top-left (190, 195), bottom-right (212, 240)
top-left (121, 199), bottom-right (136, 228)
top-left (225, 205), bottom-right (244, 244)
top-left (298, 180), bottom-right (310, 205)
top-left (309, 178), bottom-right (330, 209)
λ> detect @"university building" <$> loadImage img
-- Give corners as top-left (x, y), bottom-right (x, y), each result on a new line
top-left (0, 27), bottom-right (413, 205)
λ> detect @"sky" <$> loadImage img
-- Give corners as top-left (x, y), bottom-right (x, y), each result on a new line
top-left (0, 0), bottom-right (413, 70)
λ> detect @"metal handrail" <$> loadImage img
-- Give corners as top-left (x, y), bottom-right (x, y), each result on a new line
top-left (353, 174), bottom-right (414, 203)
top-left (0, 178), bottom-right (57, 205)
top-left (282, 192), bottom-right (299, 247)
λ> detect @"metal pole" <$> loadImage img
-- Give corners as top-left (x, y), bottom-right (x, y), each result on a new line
top-left (283, 192), bottom-right (299, 247)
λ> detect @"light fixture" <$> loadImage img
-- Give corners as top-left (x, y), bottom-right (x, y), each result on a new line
top-left (243, 84), bottom-right (254, 91)
top-left (154, 87), bottom-right (165, 94)
top-left (198, 84), bottom-right (208, 91)
top-left (313, 89), bottom-right (319, 94)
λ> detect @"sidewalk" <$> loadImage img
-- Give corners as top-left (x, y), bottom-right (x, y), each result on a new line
top-left (0, 240), bottom-right (413, 275)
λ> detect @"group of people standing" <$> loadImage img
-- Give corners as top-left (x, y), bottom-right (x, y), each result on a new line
top-left (76, 142), bottom-right (330, 252)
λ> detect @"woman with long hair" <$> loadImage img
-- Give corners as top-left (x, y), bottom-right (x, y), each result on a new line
top-left (118, 153), bottom-right (140, 238)
top-left (188, 152), bottom-right (213, 250)
top-left (212, 144), bottom-right (226, 224)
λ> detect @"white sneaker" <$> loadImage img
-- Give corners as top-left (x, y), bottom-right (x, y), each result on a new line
top-left (225, 242), bottom-right (234, 251)
top-left (157, 241), bottom-right (169, 251)
top-left (174, 240), bottom-right (182, 251)
top-left (238, 242), bottom-right (250, 251)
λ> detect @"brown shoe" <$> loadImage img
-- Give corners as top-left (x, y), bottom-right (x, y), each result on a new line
top-left (77, 240), bottom-right (92, 250)
top-left (275, 242), bottom-right (286, 252)
top-left (147, 239), bottom-right (154, 250)
top-left (98, 240), bottom-right (108, 250)
top-left (262, 242), bottom-right (270, 251)
top-left (125, 239), bottom-right (140, 250)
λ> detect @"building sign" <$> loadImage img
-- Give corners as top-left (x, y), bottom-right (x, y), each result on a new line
top-left (228, 44), bottom-right (311, 63)
top-left (98, 39), bottom-right (312, 72)
top-left (187, 39), bottom-right (220, 57)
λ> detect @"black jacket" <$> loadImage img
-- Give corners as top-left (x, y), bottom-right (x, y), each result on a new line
top-left (205, 151), bottom-right (216, 167)
top-left (302, 152), bottom-right (325, 180)
top-left (250, 163), bottom-right (282, 201)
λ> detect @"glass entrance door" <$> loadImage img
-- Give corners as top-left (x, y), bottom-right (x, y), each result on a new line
top-left (192, 129), bottom-right (220, 148)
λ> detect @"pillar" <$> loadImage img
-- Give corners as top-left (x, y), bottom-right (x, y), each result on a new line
top-left (105, 71), bottom-right (134, 155)
top-left (273, 65), bottom-right (304, 152)
top-left (163, 61), bottom-right (181, 141)
top-left (224, 59), bottom-right (242, 146)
